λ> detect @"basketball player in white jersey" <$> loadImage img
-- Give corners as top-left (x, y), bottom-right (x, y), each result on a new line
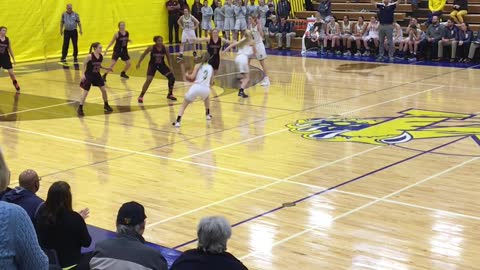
top-left (177, 8), bottom-right (200, 62)
top-left (173, 53), bottom-right (214, 127)
top-left (249, 16), bottom-right (270, 86)
top-left (224, 30), bottom-right (256, 98)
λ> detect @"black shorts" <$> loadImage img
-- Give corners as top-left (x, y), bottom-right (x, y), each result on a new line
top-left (208, 56), bottom-right (220, 70)
top-left (80, 73), bottom-right (105, 91)
top-left (147, 63), bottom-right (172, 77)
top-left (0, 55), bottom-right (13, 70)
top-left (112, 49), bottom-right (130, 61)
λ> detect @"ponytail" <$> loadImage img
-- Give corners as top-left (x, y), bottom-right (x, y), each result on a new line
top-left (89, 42), bottom-right (101, 53)
top-left (200, 52), bottom-right (211, 64)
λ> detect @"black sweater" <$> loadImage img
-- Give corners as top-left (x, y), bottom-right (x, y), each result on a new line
top-left (170, 249), bottom-right (248, 270)
top-left (453, 0), bottom-right (468, 10)
top-left (35, 207), bottom-right (92, 268)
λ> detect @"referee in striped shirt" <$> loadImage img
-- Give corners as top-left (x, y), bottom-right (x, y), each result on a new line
top-left (60, 4), bottom-right (82, 63)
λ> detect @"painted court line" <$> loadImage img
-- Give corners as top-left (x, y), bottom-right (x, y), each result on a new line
top-left (0, 91), bottom-right (127, 118)
top-left (240, 156), bottom-right (479, 260)
top-left (149, 146), bottom-right (381, 230)
top-left (0, 84), bottom-right (443, 230)
top-left (172, 136), bottom-right (465, 249)
top-left (283, 180), bottom-right (480, 221)
top-left (0, 124), bottom-right (279, 183)
top-left (179, 85), bottom-right (443, 160)
top-left (0, 71), bottom-right (242, 118)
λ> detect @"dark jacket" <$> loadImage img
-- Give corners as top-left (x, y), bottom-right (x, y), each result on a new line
top-left (279, 21), bottom-right (294, 33)
top-left (473, 31), bottom-right (480, 42)
top-left (1, 187), bottom-right (44, 223)
top-left (276, 0), bottom-right (291, 18)
top-left (35, 207), bottom-right (92, 268)
top-left (443, 25), bottom-right (459, 40)
top-left (268, 21), bottom-right (279, 33)
top-left (318, 0), bottom-right (331, 18)
top-left (265, 10), bottom-right (276, 27)
top-left (90, 232), bottom-right (168, 270)
top-left (457, 29), bottom-right (473, 42)
top-left (170, 249), bottom-right (248, 270)
top-left (192, 2), bottom-right (203, 21)
top-left (453, 0), bottom-right (468, 10)
top-left (0, 187), bottom-right (13, 200)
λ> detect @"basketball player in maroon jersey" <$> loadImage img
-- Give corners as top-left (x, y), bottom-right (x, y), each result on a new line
top-left (136, 36), bottom-right (177, 102)
top-left (103, 21), bottom-right (132, 81)
top-left (194, 29), bottom-right (230, 76)
top-left (77, 42), bottom-right (113, 116)
top-left (0, 26), bottom-right (20, 92)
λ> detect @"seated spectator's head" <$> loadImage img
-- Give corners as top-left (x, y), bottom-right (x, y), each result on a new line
top-left (268, 4), bottom-right (274, 11)
top-left (280, 17), bottom-right (287, 24)
top-left (116, 201), bottom-right (147, 236)
top-left (197, 216), bottom-right (232, 254)
top-left (343, 15), bottom-right (349, 23)
top-left (370, 16), bottom-right (377, 23)
top-left (44, 181), bottom-right (73, 223)
top-left (460, 22), bottom-right (468, 31)
top-left (19, 169), bottom-right (41, 193)
top-left (270, 15), bottom-right (277, 23)
top-left (0, 150), bottom-right (10, 192)
top-left (432, 16), bottom-right (439, 25)
top-left (447, 19), bottom-right (454, 27)
top-left (358, 15), bottom-right (364, 24)
top-left (410, 18), bottom-right (418, 26)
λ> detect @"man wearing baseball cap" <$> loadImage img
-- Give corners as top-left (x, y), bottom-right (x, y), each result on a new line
top-left (89, 202), bottom-right (168, 270)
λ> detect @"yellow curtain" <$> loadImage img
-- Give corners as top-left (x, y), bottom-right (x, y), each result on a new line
top-left (2, 0), bottom-right (304, 63)
top-left (2, 0), bottom-right (169, 62)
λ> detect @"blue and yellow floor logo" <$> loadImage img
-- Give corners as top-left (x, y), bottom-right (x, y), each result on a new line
top-left (287, 109), bottom-right (480, 145)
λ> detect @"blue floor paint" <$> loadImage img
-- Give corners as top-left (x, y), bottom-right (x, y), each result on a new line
top-left (265, 48), bottom-right (480, 68)
top-left (166, 44), bottom-right (480, 69)
top-left (77, 45), bottom-right (479, 268)
top-left (82, 225), bottom-right (182, 268)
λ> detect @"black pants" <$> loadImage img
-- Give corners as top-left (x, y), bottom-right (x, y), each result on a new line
top-left (457, 42), bottom-right (471, 59)
top-left (168, 15), bottom-right (180, 43)
top-left (427, 39), bottom-right (440, 59)
top-left (62, 30), bottom-right (78, 60)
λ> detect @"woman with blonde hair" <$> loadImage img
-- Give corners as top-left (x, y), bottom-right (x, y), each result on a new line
top-left (224, 30), bottom-right (256, 98)
top-left (173, 52), bottom-right (214, 127)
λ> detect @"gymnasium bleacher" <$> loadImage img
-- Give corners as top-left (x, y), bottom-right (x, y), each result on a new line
top-left (284, 0), bottom-right (480, 49)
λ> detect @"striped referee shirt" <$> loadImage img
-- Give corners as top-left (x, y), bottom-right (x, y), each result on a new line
top-left (61, 11), bottom-right (80, 31)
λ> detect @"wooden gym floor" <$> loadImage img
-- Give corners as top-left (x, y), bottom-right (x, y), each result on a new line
top-left (1, 49), bottom-right (480, 269)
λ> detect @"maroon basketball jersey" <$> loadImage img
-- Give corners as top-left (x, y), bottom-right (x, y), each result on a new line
top-left (114, 31), bottom-right (129, 50)
top-left (0, 37), bottom-right (10, 55)
top-left (86, 53), bottom-right (103, 74)
top-left (149, 45), bottom-right (166, 65)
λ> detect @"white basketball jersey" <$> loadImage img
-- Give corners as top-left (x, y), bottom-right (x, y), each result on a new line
top-left (251, 24), bottom-right (263, 44)
top-left (238, 44), bottom-right (253, 57)
top-left (195, 64), bottom-right (214, 87)
top-left (183, 16), bottom-right (194, 30)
